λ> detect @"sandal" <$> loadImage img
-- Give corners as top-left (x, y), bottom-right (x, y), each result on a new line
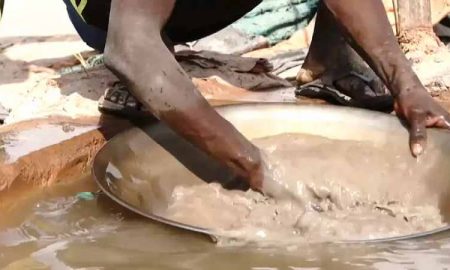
top-left (98, 82), bottom-right (152, 119)
top-left (295, 72), bottom-right (394, 113)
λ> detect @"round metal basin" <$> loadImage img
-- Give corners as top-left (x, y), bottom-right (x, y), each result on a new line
top-left (92, 104), bottom-right (450, 242)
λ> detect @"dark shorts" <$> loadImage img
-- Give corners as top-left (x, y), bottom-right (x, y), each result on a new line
top-left (63, 0), bottom-right (107, 52)
top-left (63, 0), bottom-right (262, 52)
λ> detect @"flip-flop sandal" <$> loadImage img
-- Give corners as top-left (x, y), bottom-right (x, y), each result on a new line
top-left (295, 75), bottom-right (394, 113)
top-left (98, 82), bottom-right (152, 119)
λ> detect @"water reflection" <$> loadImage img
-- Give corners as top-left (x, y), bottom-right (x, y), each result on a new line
top-left (0, 124), bottom-right (95, 164)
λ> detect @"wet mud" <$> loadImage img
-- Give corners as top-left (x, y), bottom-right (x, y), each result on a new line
top-left (164, 133), bottom-right (445, 245)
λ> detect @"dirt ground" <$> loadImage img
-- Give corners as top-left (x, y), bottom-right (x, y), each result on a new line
top-left (0, 0), bottom-right (111, 124)
top-left (1, 0), bottom-right (450, 125)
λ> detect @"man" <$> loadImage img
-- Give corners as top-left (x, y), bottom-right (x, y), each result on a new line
top-left (4, 0), bottom-right (450, 191)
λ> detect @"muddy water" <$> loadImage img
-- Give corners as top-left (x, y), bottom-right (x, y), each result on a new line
top-left (164, 134), bottom-right (444, 245)
top-left (1, 177), bottom-right (450, 269)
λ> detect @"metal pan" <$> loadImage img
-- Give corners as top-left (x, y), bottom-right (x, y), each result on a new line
top-left (92, 104), bottom-right (450, 242)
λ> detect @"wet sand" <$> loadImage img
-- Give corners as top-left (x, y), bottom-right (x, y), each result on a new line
top-left (164, 133), bottom-right (445, 245)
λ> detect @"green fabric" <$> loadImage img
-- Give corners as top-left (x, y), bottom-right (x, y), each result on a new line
top-left (76, 192), bottom-right (97, 201)
top-left (232, 0), bottom-right (319, 44)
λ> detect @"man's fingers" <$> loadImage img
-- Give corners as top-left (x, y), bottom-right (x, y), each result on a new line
top-left (409, 110), bottom-right (427, 157)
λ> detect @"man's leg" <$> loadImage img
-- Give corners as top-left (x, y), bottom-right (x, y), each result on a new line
top-left (297, 2), bottom-right (393, 111)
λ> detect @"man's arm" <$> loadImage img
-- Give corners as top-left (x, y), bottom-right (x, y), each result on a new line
top-left (104, 0), bottom-right (264, 188)
top-left (323, 0), bottom-right (450, 156)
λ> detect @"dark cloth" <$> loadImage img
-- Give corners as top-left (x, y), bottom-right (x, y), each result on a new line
top-left (62, 0), bottom-right (262, 51)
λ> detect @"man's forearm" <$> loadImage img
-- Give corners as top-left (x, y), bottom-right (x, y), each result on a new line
top-left (160, 103), bottom-right (262, 178)
top-left (104, 0), bottom-right (264, 186)
top-left (106, 50), bottom-right (261, 181)
top-left (106, 50), bottom-right (261, 182)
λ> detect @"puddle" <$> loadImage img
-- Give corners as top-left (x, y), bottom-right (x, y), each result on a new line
top-left (0, 123), bottom-right (96, 164)
top-left (1, 176), bottom-right (450, 269)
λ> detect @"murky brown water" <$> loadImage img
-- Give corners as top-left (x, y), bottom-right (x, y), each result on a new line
top-left (164, 134), bottom-right (446, 245)
top-left (1, 177), bottom-right (450, 270)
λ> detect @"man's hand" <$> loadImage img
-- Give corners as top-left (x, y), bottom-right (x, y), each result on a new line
top-left (395, 88), bottom-right (450, 157)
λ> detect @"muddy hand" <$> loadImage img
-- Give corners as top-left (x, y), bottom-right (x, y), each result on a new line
top-left (395, 88), bottom-right (450, 157)
top-left (249, 151), bottom-right (304, 204)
